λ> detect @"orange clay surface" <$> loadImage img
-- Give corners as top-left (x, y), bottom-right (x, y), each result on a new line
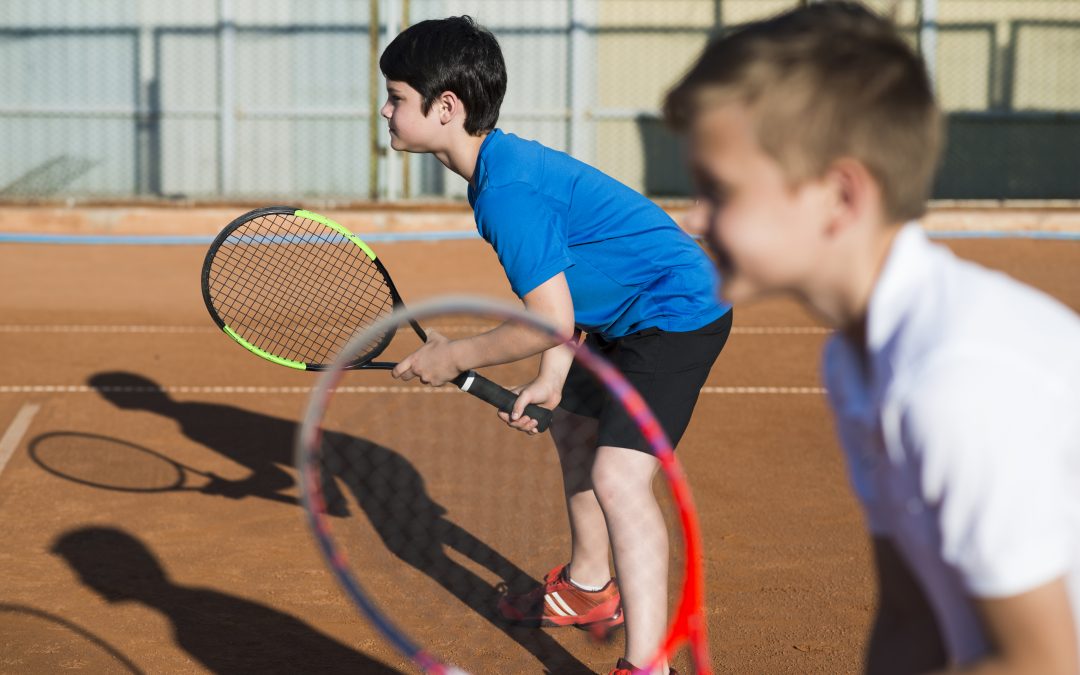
top-left (0, 233), bottom-right (1077, 674)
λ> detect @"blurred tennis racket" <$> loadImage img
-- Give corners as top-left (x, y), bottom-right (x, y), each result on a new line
top-left (295, 296), bottom-right (712, 674)
top-left (28, 431), bottom-right (297, 505)
top-left (201, 206), bottom-right (552, 431)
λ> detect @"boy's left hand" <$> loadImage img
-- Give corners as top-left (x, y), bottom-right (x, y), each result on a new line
top-left (498, 376), bottom-right (562, 435)
top-left (392, 330), bottom-right (461, 386)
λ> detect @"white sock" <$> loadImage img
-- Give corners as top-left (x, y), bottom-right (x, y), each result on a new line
top-left (567, 572), bottom-right (607, 592)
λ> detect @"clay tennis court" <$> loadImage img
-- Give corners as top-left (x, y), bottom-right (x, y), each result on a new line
top-left (1, 209), bottom-right (1077, 674)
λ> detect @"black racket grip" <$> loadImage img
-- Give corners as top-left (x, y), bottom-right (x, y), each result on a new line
top-left (452, 370), bottom-right (553, 433)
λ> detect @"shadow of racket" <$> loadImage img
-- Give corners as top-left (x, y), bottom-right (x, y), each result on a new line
top-left (0, 602), bottom-right (145, 674)
top-left (28, 431), bottom-right (298, 506)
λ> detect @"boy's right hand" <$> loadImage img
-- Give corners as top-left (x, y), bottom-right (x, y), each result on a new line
top-left (499, 376), bottom-right (562, 435)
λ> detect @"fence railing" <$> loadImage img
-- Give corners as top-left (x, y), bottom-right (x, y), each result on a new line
top-left (1, 0), bottom-right (1078, 201)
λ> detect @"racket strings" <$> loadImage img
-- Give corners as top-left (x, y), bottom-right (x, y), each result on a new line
top-left (230, 221), bottom-right (309, 348)
top-left (208, 213), bottom-right (395, 364)
top-left (213, 221), bottom-right (321, 357)
top-left (308, 241), bottom-right (397, 356)
top-left (254, 218), bottom-right (349, 356)
top-left (259, 214), bottom-right (358, 351)
top-left (223, 240), bottom-right (380, 362)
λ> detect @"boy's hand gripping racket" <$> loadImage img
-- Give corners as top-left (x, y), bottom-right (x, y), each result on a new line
top-left (201, 206), bottom-right (552, 432)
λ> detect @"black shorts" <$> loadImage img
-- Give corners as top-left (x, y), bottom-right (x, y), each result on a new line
top-left (558, 310), bottom-right (732, 453)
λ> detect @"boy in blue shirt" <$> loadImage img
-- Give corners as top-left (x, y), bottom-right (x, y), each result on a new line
top-left (381, 16), bottom-right (731, 674)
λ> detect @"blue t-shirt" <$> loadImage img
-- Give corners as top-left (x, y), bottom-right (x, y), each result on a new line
top-left (467, 129), bottom-right (729, 339)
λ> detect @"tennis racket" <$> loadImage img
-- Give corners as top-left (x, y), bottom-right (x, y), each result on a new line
top-left (296, 296), bottom-right (713, 674)
top-left (28, 431), bottom-right (297, 505)
top-left (201, 206), bottom-right (552, 432)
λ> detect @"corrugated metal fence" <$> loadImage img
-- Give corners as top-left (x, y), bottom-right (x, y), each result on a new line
top-left (1, 0), bottom-right (1078, 201)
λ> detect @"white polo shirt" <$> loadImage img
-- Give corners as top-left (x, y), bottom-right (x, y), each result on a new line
top-left (823, 224), bottom-right (1080, 665)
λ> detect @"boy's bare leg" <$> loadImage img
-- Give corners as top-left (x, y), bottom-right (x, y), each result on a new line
top-left (552, 410), bottom-right (670, 669)
top-left (551, 408), bottom-right (612, 586)
top-left (594, 444), bottom-right (668, 669)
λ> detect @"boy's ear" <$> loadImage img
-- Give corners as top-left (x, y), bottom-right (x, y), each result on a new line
top-left (435, 90), bottom-right (465, 126)
top-left (824, 157), bottom-right (881, 236)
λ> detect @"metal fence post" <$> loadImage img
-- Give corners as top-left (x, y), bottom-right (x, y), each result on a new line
top-left (218, 0), bottom-right (236, 197)
top-left (369, 0), bottom-right (380, 200)
top-left (919, 0), bottom-right (938, 88)
top-left (568, 0), bottom-right (595, 163)
top-left (401, 0), bottom-right (411, 198)
top-left (383, 0), bottom-right (399, 201)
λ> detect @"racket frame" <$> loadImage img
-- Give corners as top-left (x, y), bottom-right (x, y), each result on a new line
top-left (295, 296), bottom-right (713, 675)
top-left (201, 205), bottom-right (404, 372)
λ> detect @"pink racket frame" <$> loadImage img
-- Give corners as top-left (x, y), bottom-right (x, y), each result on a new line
top-left (296, 296), bottom-right (713, 675)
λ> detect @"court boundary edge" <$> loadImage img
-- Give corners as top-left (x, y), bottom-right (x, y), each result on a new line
top-left (1, 230), bottom-right (1078, 245)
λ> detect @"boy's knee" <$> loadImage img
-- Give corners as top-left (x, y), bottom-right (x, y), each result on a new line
top-left (590, 457), bottom-right (654, 507)
top-left (590, 471), bottom-right (618, 507)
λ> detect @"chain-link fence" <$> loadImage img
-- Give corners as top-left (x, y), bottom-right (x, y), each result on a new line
top-left (1, 0), bottom-right (1078, 201)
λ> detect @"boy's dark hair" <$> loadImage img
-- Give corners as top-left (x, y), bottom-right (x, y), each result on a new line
top-left (380, 16), bottom-right (506, 136)
top-left (665, 1), bottom-right (941, 223)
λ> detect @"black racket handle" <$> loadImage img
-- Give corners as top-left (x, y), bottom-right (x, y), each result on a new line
top-left (452, 370), bottom-right (553, 433)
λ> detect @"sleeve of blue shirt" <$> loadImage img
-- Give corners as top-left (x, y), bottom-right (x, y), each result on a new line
top-left (474, 182), bottom-right (573, 298)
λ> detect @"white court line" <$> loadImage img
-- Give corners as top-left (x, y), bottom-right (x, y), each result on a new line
top-left (0, 385), bottom-right (825, 395)
top-left (0, 403), bottom-right (41, 478)
top-left (701, 386), bottom-right (827, 394)
top-left (0, 324), bottom-right (831, 335)
top-left (0, 325), bottom-right (216, 333)
top-left (732, 326), bottom-right (830, 335)
top-left (0, 324), bottom-right (422, 333)
top-left (0, 385), bottom-right (458, 395)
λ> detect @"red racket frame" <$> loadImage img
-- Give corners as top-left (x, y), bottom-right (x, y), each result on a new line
top-left (295, 296), bottom-right (713, 674)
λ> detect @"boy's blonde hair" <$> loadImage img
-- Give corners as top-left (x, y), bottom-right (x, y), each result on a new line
top-left (665, 1), bottom-right (941, 223)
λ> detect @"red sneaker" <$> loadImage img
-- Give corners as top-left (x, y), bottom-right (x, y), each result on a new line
top-left (609, 659), bottom-right (679, 675)
top-left (497, 563), bottom-right (623, 630)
